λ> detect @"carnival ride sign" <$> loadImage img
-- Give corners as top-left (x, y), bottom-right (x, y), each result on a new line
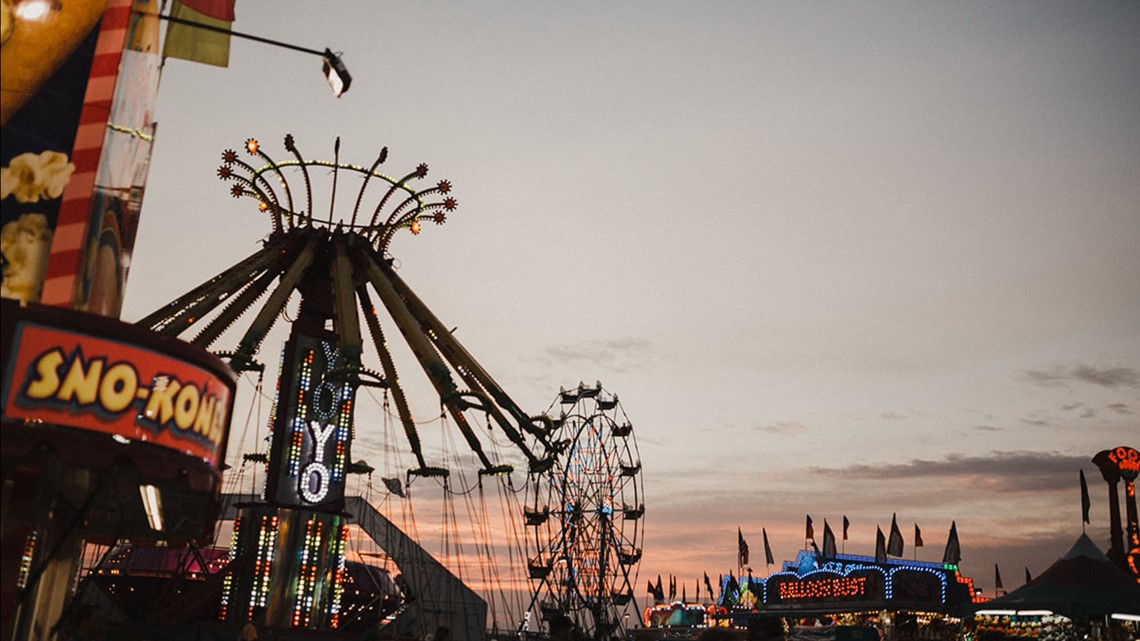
top-left (266, 332), bottom-right (355, 508)
top-left (2, 320), bottom-right (233, 468)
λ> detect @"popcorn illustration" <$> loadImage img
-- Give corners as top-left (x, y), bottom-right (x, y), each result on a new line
top-left (1, 212), bottom-right (53, 303)
top-left (1, 150), bottom-right (75, 203)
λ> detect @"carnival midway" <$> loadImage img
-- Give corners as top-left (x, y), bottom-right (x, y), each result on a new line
top-left (1, 3), bottom-right (1139, 641)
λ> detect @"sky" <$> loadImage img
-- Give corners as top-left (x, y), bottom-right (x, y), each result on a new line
top-left (119, 1), bottom-right (1139, 608)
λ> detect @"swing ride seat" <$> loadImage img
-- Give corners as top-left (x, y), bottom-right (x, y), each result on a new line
top-left (524, 507), bottom-right (550, 526)
top-left (409, 466), bottom-right (449, 478)
top-left (478, 464), bottom-right (513, 476)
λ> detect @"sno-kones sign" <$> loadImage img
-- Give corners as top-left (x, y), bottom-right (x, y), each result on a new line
top-left (1, 301), bottom-right (235, 468)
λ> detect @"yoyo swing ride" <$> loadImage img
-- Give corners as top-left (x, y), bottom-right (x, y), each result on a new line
top-left (133, 135), bottom-right (643, 639)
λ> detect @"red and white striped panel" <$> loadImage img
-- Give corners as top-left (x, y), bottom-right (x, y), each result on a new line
top-left (40, 0), bottom-right (133, 308)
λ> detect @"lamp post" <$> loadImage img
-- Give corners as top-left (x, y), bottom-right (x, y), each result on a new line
top-left (155, 12), bottom-right (352, 97)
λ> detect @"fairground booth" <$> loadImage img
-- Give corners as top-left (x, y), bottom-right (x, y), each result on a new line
top-left (638, 548), bottom-right (980, 641)
top-left (2, 2), bottom-right (237, 639)
top-left (0, 301), bottom-right (236, 640)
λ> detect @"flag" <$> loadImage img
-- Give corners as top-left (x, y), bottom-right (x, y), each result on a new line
top-left (648, 580), bottom-right (661, 603)
top-left (887, 513), bottom-right (904, 557)
top-left (669, 575), bottom-right (676, 601)
top-left (875, 526), bottom-right (887, 563)
top-left (762, 528), bottom-right (775, 565)
top-left (724, 573), bottom-right (739, 607)
top-left (704, 572), bottom-right (714, 601)
top-left (843, 515), bottom-right (850, 540)
top-left (1080, 469), bottom-right (1091, 524)
top-left (914, 523), bottom-right (924, 547)
top-left (806, 515), bottom-right (814, 541)
top-left (822, 520), bottom-right (837, 558)
top-left (162, 0), bottom-right (237, 67)
top-left (1025, 567), bottom-right (1032, 584)
top-left (942, 521), bottom-right (961, 565)
top-left (681, 583), bottom-right (687, 604)
top-left (738, 528), bottom-right (750, 566)
top-left (995, 564), bottom-right (1004, 592)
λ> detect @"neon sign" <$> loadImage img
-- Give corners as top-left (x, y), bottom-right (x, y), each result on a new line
top-left (1107, 446), bottom-right (1139, 482)
top-left (266, 332), bottom-right (354, 507)
top-left (4, 321), bottom-right (233, 467)
top-left (778, 576), bottom-right (865, 600)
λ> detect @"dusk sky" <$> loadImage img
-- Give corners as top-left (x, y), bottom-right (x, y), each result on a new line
top-left (119, 1), bottom-right (1139, 605)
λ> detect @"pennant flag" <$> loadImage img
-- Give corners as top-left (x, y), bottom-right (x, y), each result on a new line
top-left (738, 528), bottom-right (750, 566)
top-left (704, 572), bottom-right (714, 601)
top-left (995, 564), bottom-right (1004, 592)
top-left (806, 515), bottom-right (815, 541)
top-left (669, 575), bottom-right (676, 601)
top-left (724, 573), bottom-right (739, 607)
top-left (914, 523), bottom-right (924, 547)
top-left (382, 477), bottom-right (405, 498)
top-left (655, 575), bottom-right (665, 603)
top-left (875, 526), bottom-right (887, 563)
top-left (648, 580), bottom-right (659, 603)
top-left (843, 515), bottom-right (850, 540)
top-left (942, 521), bottom-right (961, 565)
top-left (681, 583), bottom-right (687, 604)
top-left (887, 513), bottom-right (904, 557)
top-left (763, 528), bottom-right (775, 565)
top-left (1025, 566), bottom-right (1032, 585)
top-left (162, 0), bottom-right (237, 67)
top-left (1079, 469), bottom-right (1091, 524)
top-left (822, 519), bottom-right (837, 558)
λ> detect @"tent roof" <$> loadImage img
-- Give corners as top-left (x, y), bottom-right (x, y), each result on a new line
top-left (979, 534), bottom-right (1140, 618)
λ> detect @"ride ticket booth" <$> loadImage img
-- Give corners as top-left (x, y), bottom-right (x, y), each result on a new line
top-left (0, 298), bottom-right (236, 641)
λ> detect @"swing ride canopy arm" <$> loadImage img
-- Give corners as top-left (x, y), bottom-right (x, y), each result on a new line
top-left (360, 256), bottom-right (501, 473)
top-left (382, 261), bottom-right (556, 449)
top-left (135, 231), bottom-right (297, 334)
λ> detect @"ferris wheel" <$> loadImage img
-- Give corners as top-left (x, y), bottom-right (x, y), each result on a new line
top-left (523, 382), bottom-right (644, 641)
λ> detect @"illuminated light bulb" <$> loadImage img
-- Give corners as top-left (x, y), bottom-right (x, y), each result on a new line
top-left (14, 0), bottom-right (60, 21)
top-left (246, 139), bottom-right (259, 154)
top-left (410, 221), bottom-right (421, 235)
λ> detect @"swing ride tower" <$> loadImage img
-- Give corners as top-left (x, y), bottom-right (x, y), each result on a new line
top-left (136, 135), bottom-right (556, 634)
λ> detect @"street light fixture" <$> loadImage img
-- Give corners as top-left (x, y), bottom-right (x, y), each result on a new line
top-left (322, 49), bottom-right (351, 97)
top-left (155, 11), bottom-right (353, 97)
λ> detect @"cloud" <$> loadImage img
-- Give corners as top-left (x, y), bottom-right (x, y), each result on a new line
top-left (1023, 364), bottom-right (1140, 389)
top-left (754, 421), bottom-right (808, 435)
top-left (973, 424), bottom-right (1002, 432)
top-left (1107, 403), bottom-right (1132, 415)
top-left (539, 337), bottom-right (653, 372)
top-left (880, 411), bottom-right (906, 420)
top-left (810, 451), bottom-right (1088, 493)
